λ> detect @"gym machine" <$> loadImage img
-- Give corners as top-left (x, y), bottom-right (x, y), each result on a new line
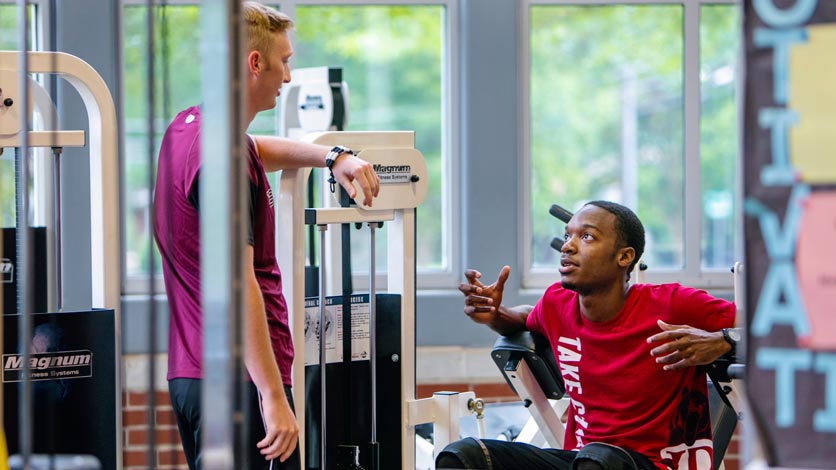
top-left (277, 69), bottom-right (483, 470)
top-left (0, 51), bottom-right (120, 470)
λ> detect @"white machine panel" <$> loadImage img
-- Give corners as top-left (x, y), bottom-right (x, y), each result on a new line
top-left (302, 130), bottom-right (428, 211)
top-left (351, 147), bottom-right (427, 210)
top-left (0, 69), bottom-right (27, 135)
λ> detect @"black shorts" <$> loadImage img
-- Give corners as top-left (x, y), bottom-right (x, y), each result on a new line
top-left (168, 378), bottom-right (301, 470)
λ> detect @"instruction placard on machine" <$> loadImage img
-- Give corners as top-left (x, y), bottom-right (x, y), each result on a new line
top-left (304, 294), bottom-right (371, 365)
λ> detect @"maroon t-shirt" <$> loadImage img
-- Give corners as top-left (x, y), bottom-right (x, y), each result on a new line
top-left (154, 105), bottom-right (294, 386)
top-left (526, 283), bottom-right (735, 470)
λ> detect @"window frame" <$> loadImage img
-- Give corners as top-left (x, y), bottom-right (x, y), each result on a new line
top-left (1, 0), bottom-right (51, 229)
top-left (519, 0), bottom-right (741, 291)
top-left (0, 1), bottom-right (48, 56)
top-left (119, 0), bottom-right (459, 294)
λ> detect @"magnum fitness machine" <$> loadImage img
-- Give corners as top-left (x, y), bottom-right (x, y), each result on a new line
top-left (0, 51), bottom-right (120, 469)
top-left (278, 69), bottom-right (485, 470)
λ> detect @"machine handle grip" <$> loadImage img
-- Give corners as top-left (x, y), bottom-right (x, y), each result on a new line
top-left (549, 204), bottom-right (572, 253)
top-left (549, 204), bottom-right (573, 224)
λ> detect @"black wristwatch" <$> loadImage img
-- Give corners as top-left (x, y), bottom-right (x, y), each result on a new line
top-left (721, 327), bottom-right (741, 348)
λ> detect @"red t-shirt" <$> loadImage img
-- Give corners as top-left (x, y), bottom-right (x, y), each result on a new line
top-left (525, 283), bottom-right (735, 470)
top-left (154, 105), bottom-right (294, 386)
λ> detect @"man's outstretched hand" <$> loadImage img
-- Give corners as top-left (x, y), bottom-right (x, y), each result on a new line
top-left (647, 320), bottom-right (732, 371)
top-left (459, 266), bottom-right (511, 324)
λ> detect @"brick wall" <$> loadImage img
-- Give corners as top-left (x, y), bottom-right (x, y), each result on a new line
top-left (122, 390), bottom-right (188, 470)
top-left (724, 431), bottom-right (742, 470)
top-left (120, 381), bottom-right (517, 470)
top-left (416, 381), bottom-right (518, 403)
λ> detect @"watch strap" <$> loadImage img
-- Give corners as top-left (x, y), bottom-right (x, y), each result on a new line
top-left (721, 328), bottom-right (737, 347)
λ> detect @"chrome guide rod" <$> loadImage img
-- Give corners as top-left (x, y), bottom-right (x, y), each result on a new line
top-left (16, 1), bottom-right (33, 467)
top-left (318, 224), bottom-right (328, 470)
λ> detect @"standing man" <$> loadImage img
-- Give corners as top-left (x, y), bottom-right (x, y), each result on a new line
top-left (438, 201), bottom-right (735, 470)
top-left (153, 3), bottom-right (380, 469)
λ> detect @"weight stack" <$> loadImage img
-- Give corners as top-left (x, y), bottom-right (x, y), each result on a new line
top-left (303, 293), bottom-right (401, 470)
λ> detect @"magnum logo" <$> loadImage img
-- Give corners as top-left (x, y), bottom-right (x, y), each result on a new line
top-left (1, 257), bottom-right (12, 283)
top-left (372, 164), bottom-right (411, 173)
top-left (372, 164), bottom-right (412, 184)
top-left (3, 350), bottom-right (93, 382)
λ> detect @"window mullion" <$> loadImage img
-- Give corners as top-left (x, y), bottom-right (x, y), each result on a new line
top-left (683, 1), bottom-right (701, 278)
top-left (520, 2), bottom-right (533, 287)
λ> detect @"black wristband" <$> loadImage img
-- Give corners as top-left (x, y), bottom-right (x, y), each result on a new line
top-left (325, 145), bottom-right (354, 193)
top-left (325, 145), bottom-right (353, 169)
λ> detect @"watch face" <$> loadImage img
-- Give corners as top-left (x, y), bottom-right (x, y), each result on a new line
top-left (728, 329), bottom-right (741, 342)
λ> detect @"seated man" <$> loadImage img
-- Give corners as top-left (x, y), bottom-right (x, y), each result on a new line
top-left (438, 201), bottom-right (735, 470)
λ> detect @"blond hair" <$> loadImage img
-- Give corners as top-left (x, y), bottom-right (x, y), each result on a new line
top-left (243, 1), bottom-right (294, 57)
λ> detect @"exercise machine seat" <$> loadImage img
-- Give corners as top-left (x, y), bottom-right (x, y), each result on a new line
top-left (491, 331), bottom-right (565, 400)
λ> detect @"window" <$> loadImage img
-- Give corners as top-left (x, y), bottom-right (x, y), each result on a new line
top-left (523, 1), bottom-right (739, 288)
top-left (122, 4), bottom-right (199, 278)
top-left (0, 2), bottom-right (42, 228)
top-left (292, 3), bottom-right (452, 281)
top-left (700, 4), bottom-right (739, 270)
top-left (120, 1), bottom-right (455, 291)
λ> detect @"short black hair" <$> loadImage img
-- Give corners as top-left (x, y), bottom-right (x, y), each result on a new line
top-left (584, 200), bottom-right (645, 275)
